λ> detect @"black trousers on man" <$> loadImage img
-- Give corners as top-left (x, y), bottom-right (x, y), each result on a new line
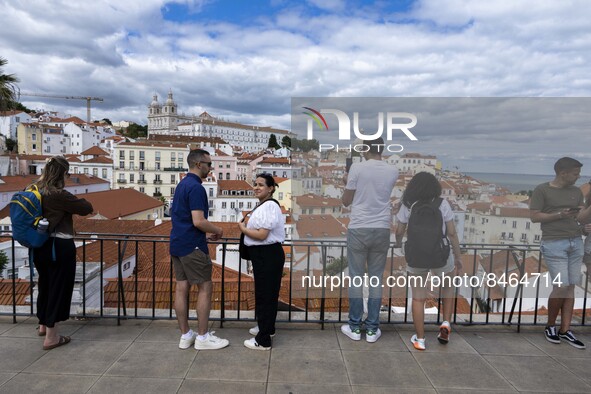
top-left (249, 243), bottom-right (285, 347)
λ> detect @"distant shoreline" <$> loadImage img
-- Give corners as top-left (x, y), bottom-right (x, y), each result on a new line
top-left (464, 172), bottom-right (590, 193)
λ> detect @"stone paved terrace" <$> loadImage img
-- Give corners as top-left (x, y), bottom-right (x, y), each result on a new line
top-left (1, 317), bottom-right (591, 393)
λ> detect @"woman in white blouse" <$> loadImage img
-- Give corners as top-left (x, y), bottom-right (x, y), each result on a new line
top-left (238, 173), bottom-right (286, 350)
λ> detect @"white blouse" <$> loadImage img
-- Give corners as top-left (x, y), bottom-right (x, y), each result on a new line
top-left (244, 200), bottom-right (286, 246)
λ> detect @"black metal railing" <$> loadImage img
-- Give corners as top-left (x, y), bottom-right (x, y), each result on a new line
top-left (1, 235), bottom-right (590, 331)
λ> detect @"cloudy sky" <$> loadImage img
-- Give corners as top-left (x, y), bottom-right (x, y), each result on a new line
top-left (1, 0), bottom-right (591, 174)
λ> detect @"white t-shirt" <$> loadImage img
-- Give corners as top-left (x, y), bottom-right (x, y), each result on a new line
top-left (396, 198), bottom-right (454, 234)
top-left (346, 159), bottom-right (399, 229)
top-left (244, 200), bottom-right (286, 246)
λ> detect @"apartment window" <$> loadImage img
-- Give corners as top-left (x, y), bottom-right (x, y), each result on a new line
top-left (247, 202), bottom-right (252, 209)
top-left (171, 152), bottom-right (176, 161)
top-left (139, 162), bottom-right (144, 170)
top-left (226, 164), bottom-right (230, 168)
top-left (129, 151), bottom-right (134, 160)
top-left (239, 202), bottom-right (244, 209)
top-left (219, 172), bottom-right (223, 180)
top-left (139, 187), bottom-right (145, 193)
top-left (502, 219), bottom-right (507, 224)
top-left (231, 202), bottom-right (235, 209)
top-left (84, 168), bottom-right (89, 174)
top-left (139, 151), bottom-right (145, 160)
top-left (119, 161), bottom-right (124, 169)
top-left (222, 215), bottom-right (227, 221)
top-left (171, 175), bottom-right (176, 184)
top-left (32, 144), bottom-right (36, 150)
top-left (32, 134), bottom-right (37, 141)
top-left (155, 151), bottom-right (161, 161)
top-left (170, 187), bottom-right (175, 195)
top-left (282, 171), bottom-right (287, 178)
top-left (155, 174), bottom-right (161, 182)
top-left (278, 192), bottom-right (283, 200)
top-left (512, 221), bottom-right (517, 229)
top-left (534, 234), bottom-right (541, 242)
top-left (156, 162), bottom-right (161, 170)
top-left (92, 168), bottom-right (98, 176)
top-left (209, 188), bottom-right (213, 197)
top-left (526, 222), bottom-right (531, 230)
top-left (226, 173), bottom-right (230, 180)
top-left (178, 153), bottom-right (183, 163)
top-left (521, 233), bottom-right (527, 241)
top-left (102, 169), bottom-right (107, 178)
top-left (119, 150), bottom-right (125, 159)
top-left (222, 202), bottom-right (227, 209)
top-left (508, 232), bottom-right (514, 239)
top-left (230, 215), bottom-right (235, 222)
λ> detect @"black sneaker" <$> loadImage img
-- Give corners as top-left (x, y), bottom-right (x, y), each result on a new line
top-left (544, 326), bottom-right (560, 344)
top-left (558, 330), bottom-right (586, 349)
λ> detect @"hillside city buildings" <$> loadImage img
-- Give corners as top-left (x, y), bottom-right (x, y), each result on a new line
top-left (1, 92), bottom-right (587, 321)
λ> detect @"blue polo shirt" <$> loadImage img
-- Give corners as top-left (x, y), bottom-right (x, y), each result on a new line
top-left (170, 173), bottom-right (209, 257)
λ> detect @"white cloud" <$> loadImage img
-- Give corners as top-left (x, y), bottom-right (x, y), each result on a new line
top-left (1, 0), bottom-right (591, 172)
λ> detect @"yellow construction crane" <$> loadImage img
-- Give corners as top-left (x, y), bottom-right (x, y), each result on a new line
top-left (19, 92), bottom-right (104, 124)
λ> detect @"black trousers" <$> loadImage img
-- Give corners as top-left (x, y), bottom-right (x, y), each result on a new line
top-left (33, 237), bottom-right (76, 328)
top-left (250, 243), bottom-right (285, 347)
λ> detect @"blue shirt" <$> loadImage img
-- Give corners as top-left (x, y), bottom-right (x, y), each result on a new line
top-left (170, 173), bottom-right (209, 257)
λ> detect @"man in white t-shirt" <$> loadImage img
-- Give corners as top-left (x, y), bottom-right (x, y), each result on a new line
top-left (341, 138), bottom-right (399, 343)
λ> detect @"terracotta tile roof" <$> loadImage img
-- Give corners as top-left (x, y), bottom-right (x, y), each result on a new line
top-left (73, 217), bottom-right (161, 236)
top-left (118, 141), bottom-right (189, 149)
top-left (497, 207), bottom-right (531, 218)
top-left (0, 280), bottom-right (32, 305)
top-left (76, 189), bottom-right (163, 219)
top-left (466, 202), bottom-right (492, 213)
top-left (294, 194), bottom-right (341, 208)
top-left (273, 177), bottom-right (289, 184)
top-left (260, 158), bottom-right (290, 165)
top-left (218, 180), bottom-right (253, 192)
top-left (0, 110), bottom-right (26, 116)
top-left (83, 156), bottom-right (113, 164)
top-left (147, 134), bottom-right (228, 145)
top-left (214, 149), bottom-right (229, 157)
top-left (296, 215), bottom-right (347, 238)
top-left (67, 157), bottom-right (82, 163)
top-left (67, 174), bottom-right (110, 186)
top-left (80, 146), bottom-right (109, 156)
top-left (16, 154), bottom-right (51, 161)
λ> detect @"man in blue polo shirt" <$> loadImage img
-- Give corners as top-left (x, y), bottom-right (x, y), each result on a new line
top-left (170, 148), bottom-right (229, 350)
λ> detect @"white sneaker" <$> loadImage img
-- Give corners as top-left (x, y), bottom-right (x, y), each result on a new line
top-left (179, 331), bottom-right (196, 349)
top-left (249, 325), bottom-right (276, 337)
top-left (243, 337), bottom-right (271, 351)
top-left (194, 331), bottom-right (229, 350)
top-left (366, 328), bottom-right (381, 343)
top-left (411, 334), bottom-right (426, 351)
top-left (341, 324), bottom-right (361, 341)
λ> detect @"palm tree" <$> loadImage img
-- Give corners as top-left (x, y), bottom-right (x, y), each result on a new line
top-left (0, 57), bottom-right (20, 111)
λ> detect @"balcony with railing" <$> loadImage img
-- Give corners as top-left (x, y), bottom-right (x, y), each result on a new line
top-left (1, 236), bottom-right (591, 392)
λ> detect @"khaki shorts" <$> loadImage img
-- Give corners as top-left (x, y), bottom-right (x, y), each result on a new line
top-left (172, 249), bottom-right (212, 284)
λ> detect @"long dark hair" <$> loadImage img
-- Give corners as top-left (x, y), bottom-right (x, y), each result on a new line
top-left (401, 172), bottom-right (441, 208)
top-left (36, 156), bottom-right (69, 195)
top-left (255, 173), bottom-right (278, 195)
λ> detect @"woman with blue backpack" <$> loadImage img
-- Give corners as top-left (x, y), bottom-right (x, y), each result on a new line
top-left (34, 156), bottom-right (93, 350)
top-left (394, 172), bottom-right (462, 351)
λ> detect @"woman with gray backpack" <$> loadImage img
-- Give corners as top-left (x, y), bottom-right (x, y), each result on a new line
top-left (394, 172), bottom-right (462, 350)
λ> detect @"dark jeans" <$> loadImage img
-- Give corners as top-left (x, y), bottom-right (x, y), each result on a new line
top-left (250, 243), bottom-right (285, 347)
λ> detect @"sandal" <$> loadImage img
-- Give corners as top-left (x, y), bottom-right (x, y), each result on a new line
top-left (36, 326), bottom-right (46, 336)
top-left (43, 335), bottom-right (71, 350)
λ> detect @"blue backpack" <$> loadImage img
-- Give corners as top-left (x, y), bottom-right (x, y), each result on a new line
top-left (10, 185), bottom-right (49, 249)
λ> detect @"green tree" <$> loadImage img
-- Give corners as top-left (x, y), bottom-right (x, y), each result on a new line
top-left (123, 123), bottom-right (148, 139)
top-left (268, 133), bottom-right (280, 149)
top-left (291, 137), bottom-right (319, 152)
top-left (5, 138), bottom-right (16, 152)
top-left (0, 250), bottom-right (8, 277)
top-left (0, 57), bottom-right (20, 112)
top-left (325, 256), bottom-right (347, 276)
top-left (281, 136), bottom-right (291, 147)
